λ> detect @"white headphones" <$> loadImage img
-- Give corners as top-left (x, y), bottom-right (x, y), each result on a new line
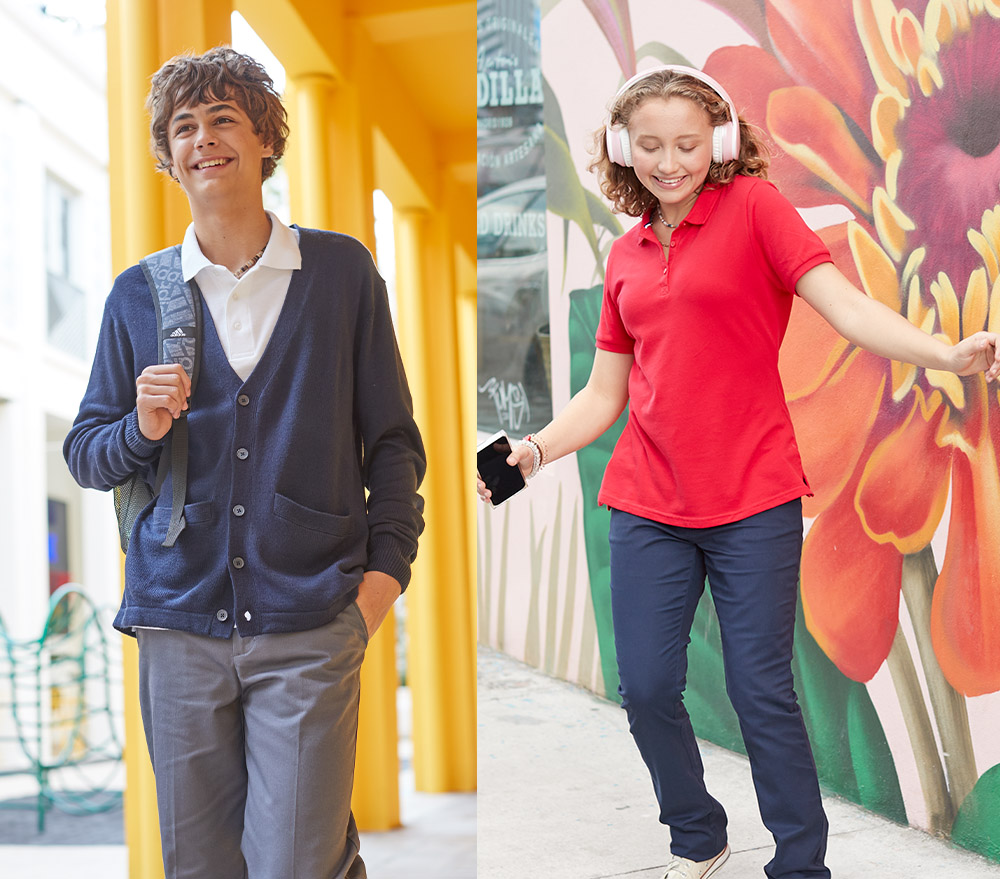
top-left (604, 65), bottom-right (741, 167)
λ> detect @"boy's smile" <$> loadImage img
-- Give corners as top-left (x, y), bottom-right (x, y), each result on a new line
top-left (167, 98), bottom-right (273, 203)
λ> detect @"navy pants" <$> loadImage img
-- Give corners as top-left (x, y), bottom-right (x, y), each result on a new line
top-left (608, 500), bottom-right (830, 879)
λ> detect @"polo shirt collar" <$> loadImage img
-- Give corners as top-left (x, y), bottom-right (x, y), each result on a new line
top-left (181, 210), bottom-right (302, 281)
top-left (637, 182), bottom-right (726, 243)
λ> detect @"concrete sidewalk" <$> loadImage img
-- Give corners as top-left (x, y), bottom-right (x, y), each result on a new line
top-left (479, 646), bottom-right (1000, 879)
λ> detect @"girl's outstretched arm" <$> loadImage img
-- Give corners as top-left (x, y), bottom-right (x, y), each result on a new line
top-left (797, 262), bottom-right (1000, 378)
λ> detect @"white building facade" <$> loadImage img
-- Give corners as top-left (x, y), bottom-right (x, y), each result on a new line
top-left (0, 0), bottom-right (120, 644)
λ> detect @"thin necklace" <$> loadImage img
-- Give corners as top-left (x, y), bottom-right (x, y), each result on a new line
top-left (657, 207), bottom-right (679, 229)
top-left (233, 247), bottom-right (265, 279)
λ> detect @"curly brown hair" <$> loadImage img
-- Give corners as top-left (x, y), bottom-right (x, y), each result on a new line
top-left (147, 46), bottom-right (288, 182)
top-left (588, 68), bottom-right (770, 217)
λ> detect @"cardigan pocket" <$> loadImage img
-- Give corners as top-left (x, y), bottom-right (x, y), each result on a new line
top-left (273, 492), bottom-right (353, 536)
top-left (268, 492), bottom-right (357, 579)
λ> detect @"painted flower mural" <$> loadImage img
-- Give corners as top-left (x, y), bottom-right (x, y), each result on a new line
top-left (703, 0), bottom-right (1000, 833)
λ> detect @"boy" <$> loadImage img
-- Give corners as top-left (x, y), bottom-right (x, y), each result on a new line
top-left (64, 47), bottom-right (425, 878)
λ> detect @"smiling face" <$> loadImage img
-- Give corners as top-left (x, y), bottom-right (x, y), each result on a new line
top-left (166, 98), bottom-right (274, 207)
top-left (628, 96), bottom-right (714, 217)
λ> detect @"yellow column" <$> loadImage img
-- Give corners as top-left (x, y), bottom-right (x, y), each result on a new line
top-left (449, 175), bottom-right (478, 651)
top-left (286, 70), bottom-right (402, 831)
top-left (395, 209), bottom-right (476, 792)
top-left (328, 81), bottom-right (376, 250)
top-left (157, 0), bottom-right (233, 243)
top-left (107, 2), bottom-right (168, 875)
top-left (456, 278), bottom-right (478, 646)
top-left (286, 74), bottom-right (334, 229)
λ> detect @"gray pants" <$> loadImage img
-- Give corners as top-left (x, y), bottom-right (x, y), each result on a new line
top-left (137, 603), bottom-right (369, 879)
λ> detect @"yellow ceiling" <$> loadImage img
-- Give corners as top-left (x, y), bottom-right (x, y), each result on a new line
top-left (236, 0), bottom-right (474, 240)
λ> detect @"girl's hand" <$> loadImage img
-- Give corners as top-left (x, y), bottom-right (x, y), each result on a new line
top-left (476, 441), bottom-right (534, 503)
top-left (950, 331), bottom-right (1000, 379)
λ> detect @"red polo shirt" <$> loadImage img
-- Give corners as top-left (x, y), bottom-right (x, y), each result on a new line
top-left (596, 175), bottom-right (831, 527)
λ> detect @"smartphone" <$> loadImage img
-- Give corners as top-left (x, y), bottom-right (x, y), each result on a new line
top-left (477, 431), bottom-right (526, 506)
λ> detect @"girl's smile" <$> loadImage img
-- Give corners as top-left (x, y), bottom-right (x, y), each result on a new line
top-left (627, 96), bottom-right (714, 223)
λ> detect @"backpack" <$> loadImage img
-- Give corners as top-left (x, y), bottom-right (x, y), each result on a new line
top-left (113, 245), bottom-right (203, 552)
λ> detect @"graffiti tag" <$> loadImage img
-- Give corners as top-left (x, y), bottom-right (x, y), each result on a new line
top-left (479, 377), bottom-right (530, 432)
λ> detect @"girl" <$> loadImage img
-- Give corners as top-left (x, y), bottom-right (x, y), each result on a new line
top-left (478, 66), bottom-right (1000, 879)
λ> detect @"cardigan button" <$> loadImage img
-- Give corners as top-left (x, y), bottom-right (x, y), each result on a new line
top-left (216, 609), bottom-right (229, 622)
top-left (237, 394), bottom-right (250, 406)
top-left (233, 505), bottom-right (245, 517)
top-left (232, 557), bottom-right (245, 569)
top-left (236, 448), bottom-right (249, 460)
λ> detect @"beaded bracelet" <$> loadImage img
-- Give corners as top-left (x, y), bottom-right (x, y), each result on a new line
top-left (521, 436), bottom-right (543, 479)
top-left (530, 433), bottom-right (549, 467)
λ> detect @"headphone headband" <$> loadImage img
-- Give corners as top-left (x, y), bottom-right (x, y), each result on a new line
top-left (604, 64), bottom-right (741, 166)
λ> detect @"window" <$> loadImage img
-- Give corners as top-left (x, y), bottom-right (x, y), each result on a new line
top-left (45, 175), bottom-right (86, 358)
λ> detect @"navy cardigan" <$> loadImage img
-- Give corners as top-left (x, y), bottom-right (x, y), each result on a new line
top-left (65, 228), bottom-right (426, 637)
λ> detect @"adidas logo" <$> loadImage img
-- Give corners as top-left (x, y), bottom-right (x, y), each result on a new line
top-left (170, 328), bottom-right (187, 337)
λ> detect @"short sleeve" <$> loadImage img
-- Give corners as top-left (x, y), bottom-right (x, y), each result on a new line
top-left (747, 180), bottom-right (831, 293)
top-left (595, 242), bottom-right (635, 353)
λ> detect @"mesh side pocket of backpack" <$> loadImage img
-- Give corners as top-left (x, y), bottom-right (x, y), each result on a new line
top-left (113, 473), bottom-right (153, 554)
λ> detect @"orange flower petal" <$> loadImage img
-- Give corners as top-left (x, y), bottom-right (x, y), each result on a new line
top-left (705, 46), bottom-right (845, 210)
top-left (856, 389), bottom-right (951, 553)
top-left (765, 0), bottom-right (874, 135)
top-left (855, 0), bottom-right (911, 101)
top-left (767, 86), bottom-right (878, 215)
top-left (931, 443), bottom-right (1000, 696)
top-left (780, 296), bottom-right (850, 400)
top-left (848, 219), bottom-right (902, 310)
top-left (819, 221), bottom-right (864, 289)
top-left (871, 92), bottom-right (906, 159)
top-left (872, 187), bottom-right (915, 262)
top-left (963, 268), bottom-right (990, 336)
top-left (787, 350), bottom-right (886, 516)
top-left (894, 8), bottom-right (925, 75)
top-left (802, 484), bottom-right (903, 682)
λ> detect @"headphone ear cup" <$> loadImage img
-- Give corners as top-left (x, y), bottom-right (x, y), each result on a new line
top-left (619, 127), bottom-right (633, 167)
top-left (714, 121), bottom-right (738, 163)
top-left (606, 124), bottom-right (633, 166)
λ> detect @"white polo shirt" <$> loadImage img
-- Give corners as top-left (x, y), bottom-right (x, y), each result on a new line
top-left (181, 211), bottom-right (303, 381)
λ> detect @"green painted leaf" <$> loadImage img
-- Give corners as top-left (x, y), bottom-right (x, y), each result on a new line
top-left (568, 282), bottom-right (627, 697)
top-left (544, 126), bottom-right (601, 265)
top-left (952, 763), bottom-right (1000, 861)
top-left (846, 686), bottom-right (907, 822)
top-left (793, 598), bottom-right (906, 819)
top-left (542, 75), bottom-right (569, 150)
top-left (634, 42), bottom-right (692, 67)
top-left (585, 189), bottom-right (623, 240)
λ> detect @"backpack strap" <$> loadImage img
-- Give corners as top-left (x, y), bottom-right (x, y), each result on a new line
top-left (139, 246), bottom-right (204, 548)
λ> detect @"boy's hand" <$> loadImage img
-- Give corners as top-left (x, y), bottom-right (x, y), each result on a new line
top-left (136, 364), bottom-right (191, 441)
top-left (354, 570), bottom-right (402, 638)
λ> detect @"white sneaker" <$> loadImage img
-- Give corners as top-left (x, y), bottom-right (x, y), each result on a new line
top-left (662, 844), bottom-right (730, 879)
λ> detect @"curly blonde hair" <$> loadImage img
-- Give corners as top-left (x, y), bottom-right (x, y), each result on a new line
top-left (147, 46), bottom-right (288, 182)
top-left (589, 68), bottom-right (770, 217)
